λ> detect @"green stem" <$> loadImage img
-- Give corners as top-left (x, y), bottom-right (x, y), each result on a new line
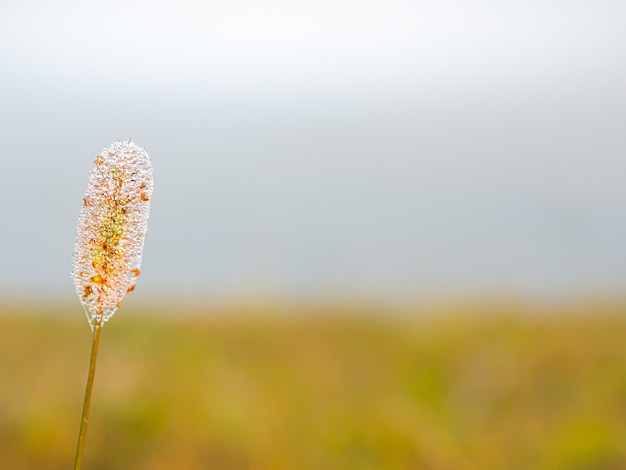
top-left (74, 318), bottom-right (103, 470)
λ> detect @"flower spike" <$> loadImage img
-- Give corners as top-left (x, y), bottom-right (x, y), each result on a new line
top-left (72, 140), bottom-right (153, 329)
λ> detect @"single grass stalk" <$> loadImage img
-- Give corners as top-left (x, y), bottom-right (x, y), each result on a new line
top-left (74, 316), bottom-right (103, 469)
top-left (72, 140), bottom-right (153, 469)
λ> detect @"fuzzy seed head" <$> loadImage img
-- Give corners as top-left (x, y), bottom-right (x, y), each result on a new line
top-left (72, 140), bottom-right (153, 329)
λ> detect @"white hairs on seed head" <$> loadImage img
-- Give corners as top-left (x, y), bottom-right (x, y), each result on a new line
top-left (72, 140), bottom-right (153, 330)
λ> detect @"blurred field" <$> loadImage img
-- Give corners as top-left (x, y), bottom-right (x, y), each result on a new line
top-left (1, 300), bottom-right (626, 469)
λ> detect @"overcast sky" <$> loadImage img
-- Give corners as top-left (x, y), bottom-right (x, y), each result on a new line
top-left (1, 0), bottom-right (626, 300)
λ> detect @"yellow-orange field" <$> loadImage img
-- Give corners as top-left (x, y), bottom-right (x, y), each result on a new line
top-left (1, 300), bottom-right (626, 469)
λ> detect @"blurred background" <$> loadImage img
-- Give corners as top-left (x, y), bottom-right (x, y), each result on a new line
top-left (1, 0), bottom-right (626, 468)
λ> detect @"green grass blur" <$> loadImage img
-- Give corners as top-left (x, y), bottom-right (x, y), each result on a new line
top-left (1, 300), bottom-right (626, 469)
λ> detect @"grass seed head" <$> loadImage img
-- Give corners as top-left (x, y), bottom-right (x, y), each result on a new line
top-left (72, 140), bottom-right (153, 329)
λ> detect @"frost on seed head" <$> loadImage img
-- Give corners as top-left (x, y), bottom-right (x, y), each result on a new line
top-left (72, 140), bottom-right (153, 330)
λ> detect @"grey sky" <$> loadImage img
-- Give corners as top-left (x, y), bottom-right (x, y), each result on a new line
top-left (1, 0), bottom-right (626, 299)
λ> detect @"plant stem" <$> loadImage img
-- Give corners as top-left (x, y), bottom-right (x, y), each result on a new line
top-left (74, 318), bottom-right (103, 470)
